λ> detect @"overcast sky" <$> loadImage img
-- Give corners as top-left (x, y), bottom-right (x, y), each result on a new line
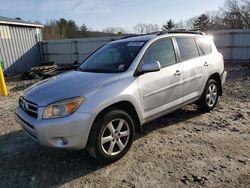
top-left (0, 0), bottom-right (225, 31)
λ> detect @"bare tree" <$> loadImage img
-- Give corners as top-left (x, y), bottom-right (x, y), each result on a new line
top-left (133, 23), bottom-right (147, 34)
top-left (103, 27), bottom-right (126, 34)
top-left (175, 20), bottom-right (185, 29)
top-left (133, 23), bottom-right (159, 34)
top-left (43, 20), bottom-right (62, 40)
top-left (206, 11), bottom-right (226, 30)
top-left (220, 0), bottom-right (250, 29)
top-left (184, 17), bottom-right (196, 30)
top-left (145, 24), bottom-right (160, 33)
top-left (103, 27), bottom-right (116, 34)
top-left (181, 0), bottom-right (250, 30)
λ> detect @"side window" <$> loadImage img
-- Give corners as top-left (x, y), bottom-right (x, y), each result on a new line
top-left (197, 37), bottom-right (212, 55)
top-left (143, 38), bottom-right (176, 68)
top-left (176, 38), bottom-right (199, 61)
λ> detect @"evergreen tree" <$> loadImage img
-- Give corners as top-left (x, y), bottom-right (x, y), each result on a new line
top-left (193, 14), bottom-right (210, 30)
top-left (163, 19), bottom-right (175, 30)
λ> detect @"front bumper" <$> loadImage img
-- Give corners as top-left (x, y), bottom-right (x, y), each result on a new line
top-left (16, 106), bottom-right (92, 150)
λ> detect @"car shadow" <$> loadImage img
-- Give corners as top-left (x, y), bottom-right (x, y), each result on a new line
top-left (0, 104), bottom-right (205, 187)
top-left (0, 130), bottom-right (105, 187)
top-left (136, 104), bottom-right (204, 138)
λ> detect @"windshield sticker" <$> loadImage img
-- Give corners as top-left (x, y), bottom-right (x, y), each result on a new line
top-left (118, 64), bottom-right (125, 70)
top-left (127, 42), bottom-right (144, 47)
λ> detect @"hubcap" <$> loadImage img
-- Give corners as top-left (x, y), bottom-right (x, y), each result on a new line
top-left (206, 83), bottom-right (218, 107)
top-left (101, 118), bottom-right (130, 156)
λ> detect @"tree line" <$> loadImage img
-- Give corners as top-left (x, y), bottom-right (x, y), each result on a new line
top-left (42, 0), bottom-right (250, 40)
top-left (42, 19), bottom-right (119, 40)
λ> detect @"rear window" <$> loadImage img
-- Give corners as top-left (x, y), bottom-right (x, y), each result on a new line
top-left (197, 37), bottom-right (212, 55)
top-left (176, 38), bottom-right (199, 61)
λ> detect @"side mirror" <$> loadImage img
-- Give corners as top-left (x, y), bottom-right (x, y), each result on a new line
top-left (140, 60), bottom-right (161, 73)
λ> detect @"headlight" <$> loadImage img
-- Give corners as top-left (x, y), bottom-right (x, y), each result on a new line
top-left (43, 97), bottom-right (84, 119)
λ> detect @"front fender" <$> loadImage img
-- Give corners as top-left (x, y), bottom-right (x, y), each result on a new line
top-left (77, 74), bottom-right (143, 125)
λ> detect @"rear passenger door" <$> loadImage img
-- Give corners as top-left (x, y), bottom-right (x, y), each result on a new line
top-left (175, 37), bottom-right (210, 102)
top-left (138, 38), bottom-right (183, 119)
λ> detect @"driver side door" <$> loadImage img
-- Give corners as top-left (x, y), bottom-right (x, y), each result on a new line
top-left (137, 38), bottom-right (184, 120)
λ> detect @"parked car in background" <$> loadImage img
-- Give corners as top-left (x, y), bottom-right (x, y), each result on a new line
top-left (16, 30), bottom-right (227, 163)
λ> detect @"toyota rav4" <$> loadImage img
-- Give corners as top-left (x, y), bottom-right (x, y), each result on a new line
top-left (16, 31), bottom-right (227, 163)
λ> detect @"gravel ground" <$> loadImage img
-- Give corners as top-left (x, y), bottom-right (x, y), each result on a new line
top-left (0, 63), bottom-right (249, 188)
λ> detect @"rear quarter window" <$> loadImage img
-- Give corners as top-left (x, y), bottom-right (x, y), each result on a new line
top-left (176, 38), bottom-right (199, 61)
top-left (197, 37), bottom-right (212, 55)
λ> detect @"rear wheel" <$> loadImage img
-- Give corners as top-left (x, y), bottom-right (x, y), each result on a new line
top-left (87, 109), bottom-right (135, 163)
top-left (196, 79), bottom-right (219, 112)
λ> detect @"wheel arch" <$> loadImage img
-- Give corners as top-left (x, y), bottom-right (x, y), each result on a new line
top-left (91, 101), bottom-right (142, 134)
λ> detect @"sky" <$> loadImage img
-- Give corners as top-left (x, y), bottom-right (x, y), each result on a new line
top-left (0, 0), bottom-right (225, 31)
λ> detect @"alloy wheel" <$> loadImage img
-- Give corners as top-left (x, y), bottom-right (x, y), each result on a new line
top-left (100, 118), bottom-right (130, 156)
top-left (206, 83), bottom-right (218, 107)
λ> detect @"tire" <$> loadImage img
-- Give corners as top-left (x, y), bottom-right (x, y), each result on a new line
top-left (196, 79), bottom-right (219, 112)
top-left (87, 109), bottom-right (135, 164)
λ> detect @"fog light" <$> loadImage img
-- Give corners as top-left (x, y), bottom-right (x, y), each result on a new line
top-left (61, 137), bottom-right (68, 145)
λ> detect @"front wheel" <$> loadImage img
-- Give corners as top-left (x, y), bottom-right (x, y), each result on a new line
top-left (196, 79), bottom-right (219, 112)
top-left (87, 109), bottom-right (135, 163)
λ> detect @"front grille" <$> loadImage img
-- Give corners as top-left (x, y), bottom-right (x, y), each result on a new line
top-left (19, 97), bottom-right (38, 118)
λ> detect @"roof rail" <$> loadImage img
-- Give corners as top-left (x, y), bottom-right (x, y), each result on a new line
top-left (119, 30), bottom-right (205, 40)
top-left (120, 31), bottom-right (161, 39)
top-left (120, 35), bottom-right (138, 39)
top-left (157, 29), bottom-right (206, 36)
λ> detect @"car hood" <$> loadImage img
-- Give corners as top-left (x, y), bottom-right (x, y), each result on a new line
top-left (23, 71), bottom-right (120, 106)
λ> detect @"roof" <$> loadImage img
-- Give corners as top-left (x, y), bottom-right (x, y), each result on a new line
top-left (113, 30), bottom-right (207, 43)
top-left (0, 16), bottom-right (44, 28)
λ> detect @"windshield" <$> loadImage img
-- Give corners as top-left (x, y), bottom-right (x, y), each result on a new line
top-left (78, 41), bottom-right (145, 73)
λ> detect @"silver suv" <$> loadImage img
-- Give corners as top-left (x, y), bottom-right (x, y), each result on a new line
top-left (16, 31), bottom-right (227, 163)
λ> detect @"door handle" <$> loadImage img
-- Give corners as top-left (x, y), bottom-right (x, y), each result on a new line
top-left (204, 62), bottom-right (209, 67)
top-left (174, 70), bottom-right (182, 76)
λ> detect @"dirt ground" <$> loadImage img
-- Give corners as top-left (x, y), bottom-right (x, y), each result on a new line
top-left (0, 63), bottom-right (249, 188)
